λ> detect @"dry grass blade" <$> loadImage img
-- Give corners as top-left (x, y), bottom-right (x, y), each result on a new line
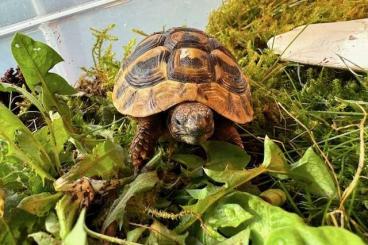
top-left (339, 104), bottom-right (367, 209)
top-left (277, 102), bottom-right (342, 198)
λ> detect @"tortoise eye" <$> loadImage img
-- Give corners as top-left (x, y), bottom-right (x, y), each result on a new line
top-left (175, 118), bottom-right (181, 125)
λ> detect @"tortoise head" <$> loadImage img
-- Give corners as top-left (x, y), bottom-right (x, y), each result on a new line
top-left (168, 102), bottom-right (214, 144)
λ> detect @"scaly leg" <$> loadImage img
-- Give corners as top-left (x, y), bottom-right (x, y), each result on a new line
top-left (130, 115), bottom-right (162, 169)
top-left (213, 118), bottom-right (243, 149)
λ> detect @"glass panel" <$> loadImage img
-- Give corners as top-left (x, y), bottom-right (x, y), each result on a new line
top-left (37, 0), bottom-right (93, 14)
top-left (50, 0), bottom-right (222, 83)
top-left (0, 0), bottom-right (36, 27)
top-left (0, 0), bottom-right (222, 84)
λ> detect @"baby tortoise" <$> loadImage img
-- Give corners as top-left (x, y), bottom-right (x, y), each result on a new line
top-left (112, 27), bottom-right (253, 168)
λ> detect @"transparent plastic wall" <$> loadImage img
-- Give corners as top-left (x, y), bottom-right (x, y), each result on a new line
top-left (0, 0), bottom-right (222, 84)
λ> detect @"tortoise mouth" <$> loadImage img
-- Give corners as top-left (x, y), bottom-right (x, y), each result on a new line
top-left (178, 134), bottom-right (210, 145)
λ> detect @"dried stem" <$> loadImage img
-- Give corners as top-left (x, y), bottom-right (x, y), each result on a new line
top-left (339, 104), bottom-right (367, 209)
top-left (278, 102), bottom-right (342, 198)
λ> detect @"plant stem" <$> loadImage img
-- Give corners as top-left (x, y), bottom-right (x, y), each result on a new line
top-left (84, 223), bottom-right (140, 245)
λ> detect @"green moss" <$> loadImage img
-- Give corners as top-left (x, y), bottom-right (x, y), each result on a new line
top-left (207, 0), bottom-right (368, 237)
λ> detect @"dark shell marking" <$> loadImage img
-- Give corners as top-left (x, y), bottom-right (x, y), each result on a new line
top-left (125, 47), bottom-right (170, 87)
top-left (123, 33), bottom-right (166, 69)
top-left (123, 27), bottom-right (245, 93)
top-left (168, 48), bottom-right (214, 83)
top-left (113, 27), bottom-right (253, 124)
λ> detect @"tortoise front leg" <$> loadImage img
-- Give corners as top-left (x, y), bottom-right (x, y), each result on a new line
top-left (130, 115), bottom-right (162, 169)
top-left (213, 118), bottom-right (243, 149)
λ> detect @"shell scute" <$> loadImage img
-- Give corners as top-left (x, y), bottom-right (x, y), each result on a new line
top-left (113, 27), bottom-right (253, 124)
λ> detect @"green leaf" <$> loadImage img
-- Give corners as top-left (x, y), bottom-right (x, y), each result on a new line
top-left (204, 166), bottom-right (266, 187)
top-left (201, 141), bottom-right (250, 170)
top-left (205, 203), bottom-right (253, 229)
top-left (186, 182), bottom-right (218, 200)
top-left (210, 192), bottom-right (364, 245)
top-left (55, 195), bottom-right (80, 239)
top-left (44, 73), bottom-right (75, 95)
top-left (0, 103), bottom-right (55, 181)
top-left (262, 136), bottom-right (288, 177)
top-left (45, 212), bottom-right (60, 237)
top-left (266, 226), bottom-right (364, 245)
top-left (11, 33), bottom-right (75, 94)
top-left (103, 171), bottom-right (159, 230)
top-left (175, 167), bottom-right (266, 233)
top-left (127, 227), bottom-right (146, 242)
top-left (64, 208), bottom-right (87, 245)
top-left (28, 232), bottom-right (61, 245)
top-left (4, 209), bottom-right (43, 243)
top-left (0, 218), bottom-right (16, 245)
top-left (18, 192), bottom-right (62, 217)
top-left (50, 113), bottom-right (69, 154)
top-left (11, 33), bottom-right (75, 133)
top-left (54, 141), bottom-right (127, 190)
top-left (291, 147), bottom-right (337, 198)
top-left (217, 228), bottom-right (250, 245)
top-left (0, 161), bottom-right (31, 192)
top-left (172, 154), bottom-right (204, 170)
top-left (146, 220), bottom-right (187, 245)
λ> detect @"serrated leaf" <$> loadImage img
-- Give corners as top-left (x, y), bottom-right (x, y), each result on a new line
top-left (103, 171), bottom-right (158, 231)
top-left (290, 147), bottom-right (337, 198)
top-left (64, 208), bottom-right (87, 245)
top-left (201, 141), bottom-right (251, 170)
top-left (28, 232), bottom-right (61, 245)
top-left (54, 141), bottom-right (127, 190)
top-left (18, 192), bottom-right (62, 217)
top-left (0, 103), bottom-right (55, 181)
top-left (262, 136), bottom-right (288, 178)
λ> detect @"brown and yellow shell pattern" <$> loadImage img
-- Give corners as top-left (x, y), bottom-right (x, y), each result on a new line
top-left (112, 27), bottom-right (253, 124)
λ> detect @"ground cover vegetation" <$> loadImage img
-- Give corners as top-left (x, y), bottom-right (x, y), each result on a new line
top-left (0, 0), bottom-right (367, 244)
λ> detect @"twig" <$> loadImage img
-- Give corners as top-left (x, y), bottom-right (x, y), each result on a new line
top-left (84, 223), bottom-right (139, 245)
top-left (278, 102), bottom-right (342, 198)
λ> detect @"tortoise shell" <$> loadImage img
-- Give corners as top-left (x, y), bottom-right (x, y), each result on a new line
top-left (112, 27), bottom-right (253, 124)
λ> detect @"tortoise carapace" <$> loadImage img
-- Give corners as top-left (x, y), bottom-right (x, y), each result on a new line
top-left (112, 27), bottom-right (253, 168)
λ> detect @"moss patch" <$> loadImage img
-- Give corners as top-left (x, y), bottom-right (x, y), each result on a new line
top-left (207, 0), bottom-right (368, 238)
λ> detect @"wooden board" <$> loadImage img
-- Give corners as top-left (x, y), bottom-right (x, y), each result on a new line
top-left (267, 18), bottom-right (368, 71)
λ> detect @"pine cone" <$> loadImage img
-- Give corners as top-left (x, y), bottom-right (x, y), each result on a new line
top-left (1, 67), bottom-right (26, 88)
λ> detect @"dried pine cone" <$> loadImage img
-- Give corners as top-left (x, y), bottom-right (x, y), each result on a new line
top-left (0, 67), bottom-right (27, 107)
top-left (1, 67), bottom-right (26, 88)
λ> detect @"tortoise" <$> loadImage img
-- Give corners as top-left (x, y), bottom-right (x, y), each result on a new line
top-left (112, 27), bottom-right (253, 168)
